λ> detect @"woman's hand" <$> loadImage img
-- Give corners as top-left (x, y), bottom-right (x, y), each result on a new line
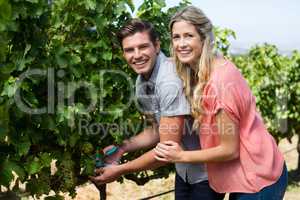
top-left (154, 141), bottom-right (184, 163)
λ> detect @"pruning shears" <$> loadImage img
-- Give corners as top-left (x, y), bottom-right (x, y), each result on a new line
top-left (94, 146), bottom-right (118, 200)
top-left (95, 146), bottom-right (119, 168)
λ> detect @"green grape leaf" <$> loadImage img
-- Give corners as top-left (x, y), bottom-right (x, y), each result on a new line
top-left (16, 139), bottom-right (31, 156)
top-left (25, 157), bottom-right (42, 175)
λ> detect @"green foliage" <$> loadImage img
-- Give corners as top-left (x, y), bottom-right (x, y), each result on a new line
top-left (0, 0), bottom-right (191, 197)
top-left (0, 0), bottom-right (137, 197)
top-left (0, 0), bottom-right (299, 198)
top-left (233, 44), bottom-right (300, 142)
top-left (214, 26), bottom-right (236, 57)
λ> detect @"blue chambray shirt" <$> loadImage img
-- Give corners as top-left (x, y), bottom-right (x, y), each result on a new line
top-left (135, 52), bottom-right (208, 184)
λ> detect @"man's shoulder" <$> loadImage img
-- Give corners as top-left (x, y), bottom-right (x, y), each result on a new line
top-left (155, 56), bottom-right (184, 96)
top-left (156, 56), bottom-right (179, 82)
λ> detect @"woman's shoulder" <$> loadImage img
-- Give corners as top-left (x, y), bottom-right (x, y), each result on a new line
top-left (211, 57), bottom-right (243, 84)
top-left (212, 56), bottom-right (228, 69)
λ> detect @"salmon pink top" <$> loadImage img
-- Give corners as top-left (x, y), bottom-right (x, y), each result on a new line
top-left (199, 60), bottom-right (284, 193)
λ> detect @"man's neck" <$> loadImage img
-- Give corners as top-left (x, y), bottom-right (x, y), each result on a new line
top-left (142, 68), bottom-right (154, 80)
top-left (142, 62), bottom-right (156, 81)
top-left (142, 52), bottom-right (160, 80)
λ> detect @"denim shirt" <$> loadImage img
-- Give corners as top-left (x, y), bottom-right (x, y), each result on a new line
top-left (136, 52), bottom-right (208, 184)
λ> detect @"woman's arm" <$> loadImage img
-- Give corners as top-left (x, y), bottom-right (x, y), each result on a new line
top-left (155, 110), bottom-right (239, 163)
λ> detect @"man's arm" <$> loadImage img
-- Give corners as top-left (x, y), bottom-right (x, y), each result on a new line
top-left (120, 125), bottom-right (160, 153)
top-left (120, 116), bottom-right (183, 172)
top-left (91, 71), bottom-right (189, 184)
top-left (103, 124), bottom-right (159, 164)
top-left (90, 116), bottom-right (184, 184)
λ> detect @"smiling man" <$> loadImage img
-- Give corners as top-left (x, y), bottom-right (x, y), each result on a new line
top-left (90, 19), bottom-right (224, 200)
top-left (122, 31), bottom-right (159, 78)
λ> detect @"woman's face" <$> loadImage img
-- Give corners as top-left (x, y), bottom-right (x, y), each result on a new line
top-left (171, 20), bottom-right (203, 68)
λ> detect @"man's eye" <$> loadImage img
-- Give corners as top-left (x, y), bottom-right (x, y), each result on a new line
top-left (124, 48), bottom-right (134, 53)
top-left (172, 35), bottom-right (180, 40)
top-left (140, 46), bottom-right (147, 49)
top-left (139, 45), bottom-right (149, 50)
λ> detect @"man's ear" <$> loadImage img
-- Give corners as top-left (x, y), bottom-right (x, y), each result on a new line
top-left (155, 39), bottom-right (161, 54)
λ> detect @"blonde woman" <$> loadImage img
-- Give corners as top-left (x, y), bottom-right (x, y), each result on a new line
top-left (154, 6), bottom-right (287, 200)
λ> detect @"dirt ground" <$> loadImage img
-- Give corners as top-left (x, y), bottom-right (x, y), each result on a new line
top-left (21, 136), bottom-right (300, 200)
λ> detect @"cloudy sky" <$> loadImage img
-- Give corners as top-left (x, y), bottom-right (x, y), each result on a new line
top-left (133, 0), bottom-right (300, 53)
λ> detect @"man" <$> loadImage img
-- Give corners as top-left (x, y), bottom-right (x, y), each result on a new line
top-left (90, 19), bottom-right (223, 200)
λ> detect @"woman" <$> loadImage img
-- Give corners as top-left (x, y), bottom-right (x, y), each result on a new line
top-left (154, 6), bottom-right (287, 200)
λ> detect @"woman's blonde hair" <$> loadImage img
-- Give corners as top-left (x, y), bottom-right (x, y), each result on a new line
top-left (170, 6), bottom-right (214, 127)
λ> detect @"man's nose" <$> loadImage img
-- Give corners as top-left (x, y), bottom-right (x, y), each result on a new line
top-left (133, 48), bottom-right (142, 59)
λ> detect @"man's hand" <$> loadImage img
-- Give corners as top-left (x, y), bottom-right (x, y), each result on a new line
top-left (103, 145), bottom-right (125, 165)
top-left (89, 165), bottom-right (123, 186)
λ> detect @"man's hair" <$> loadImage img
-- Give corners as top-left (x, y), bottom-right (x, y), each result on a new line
top-left (117, 18), bottom-right (159, 47)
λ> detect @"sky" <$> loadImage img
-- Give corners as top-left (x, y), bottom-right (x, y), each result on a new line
top-left (132, 0), bottom-right (300, 53)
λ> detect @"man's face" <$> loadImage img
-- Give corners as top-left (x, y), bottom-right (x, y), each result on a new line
top-left (122, 31), bottom-right (160, 78)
